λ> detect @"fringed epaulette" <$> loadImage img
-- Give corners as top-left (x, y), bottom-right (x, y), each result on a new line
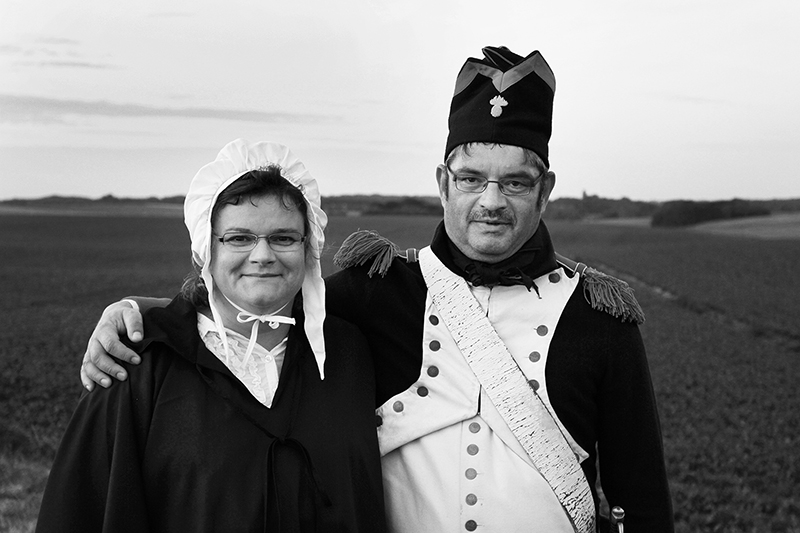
top-left (333, 230), bottom-right (418, 277)
top-left (555, 253), bottom-right (645, 324)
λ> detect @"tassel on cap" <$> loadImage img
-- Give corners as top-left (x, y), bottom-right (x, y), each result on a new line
top-left (333, 230), bottom-right (416, 277)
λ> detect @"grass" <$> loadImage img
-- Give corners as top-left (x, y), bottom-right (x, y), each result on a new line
top-left (1, 212), bottom-right (799, 532)
top-left (547, 220), bottom-right (800, 532)
top-left (0, 455), bottom-right (47, 533)
top-left (691, 212), bottom-right (800, 240)
top-left (633, 287), bottom-right (799, 531)
top-left (548, 220), bottom-right (800, 336)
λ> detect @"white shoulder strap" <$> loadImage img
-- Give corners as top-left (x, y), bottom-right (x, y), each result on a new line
top-left (419, 247), bottom-right (595, 533)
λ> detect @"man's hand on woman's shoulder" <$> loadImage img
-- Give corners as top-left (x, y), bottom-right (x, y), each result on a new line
top-left (80, 300), bottom-right (144, 391)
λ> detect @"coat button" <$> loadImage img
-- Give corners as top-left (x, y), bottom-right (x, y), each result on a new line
top-left (429, 340), bottom-right (441, 351)
top-left (466, 493), bottom-right (478, 505)
top-left (393, 401), bottom-right (404, 412)
top-left (429, 315), bottom-right (439, 325)
top-left (536, 325), bottom-right (548, 336)
top-left (528, 379), bottom-right (540, 392)
top-left (528, 351), bottom-right (541, 362)
top-left (427, 366), bottom-right (440, 377)
top-left (465, 468), bottom-right (477, 480)
top-left (376, 415), bottom-right (383, 427)
top-left (467, 444), bottom-right (479, 455)
top-left (469, 422), bottom-right (481, 433)
top-left (549, 272), bottom-right (561, 283)
top-left (417, 386), bottom-right (429, 397)
top-left (465, 520), bottom-right (478, 531)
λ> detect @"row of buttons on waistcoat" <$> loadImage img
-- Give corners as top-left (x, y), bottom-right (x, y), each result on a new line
top-left (459, 269), bottom-right (563, 530)
top-left (464, 419), bottom-right (481, 531)
top-left (422, 315), bottom-right (481, 531)
top-left (426, 316), bottom-right (442, 403)
top-left (428, 313), bottom-right (483, 533)
top-left (526, 271), bottom-right (561, 394)
top-left (376, 313), bottom-right (443, 426)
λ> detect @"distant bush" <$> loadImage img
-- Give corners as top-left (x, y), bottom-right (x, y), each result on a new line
top-left (363, 197), bottom-right (443, 216)
top-left (547, 195), bottom-right (659, 220)
top-left (321, 196), bottom-right (443, 217)
top-left (651, 199), bottom-right (771, 227)
top-left (159, 195), bottom-right (186, 204)
top-left (4, 196), bottom-right (94, 205)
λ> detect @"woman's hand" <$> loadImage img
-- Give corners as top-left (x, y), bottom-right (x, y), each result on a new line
top-left (80, 301), bottom-right (143, 391)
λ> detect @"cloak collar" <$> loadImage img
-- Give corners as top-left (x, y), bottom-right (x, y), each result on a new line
top-left (131, 295), bottom-right (307, 378)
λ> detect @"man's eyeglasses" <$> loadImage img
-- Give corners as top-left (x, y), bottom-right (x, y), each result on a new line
top-left (449, 169), bottom-right (541, 197)
top-left (214, 232), bottom-right (306, 252)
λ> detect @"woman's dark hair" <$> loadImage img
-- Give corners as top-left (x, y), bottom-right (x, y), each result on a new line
top-left (180, 165), bottom-right (310, 308)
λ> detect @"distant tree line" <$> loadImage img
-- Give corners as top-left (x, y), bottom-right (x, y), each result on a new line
top-left (650, 199), bottom-right (771, 227)
top-left (546, 194), bottom-right (659, 220)
top-left (3, 194), bottom-right (185, 206)
top-left (4, 195), bottom-right (800, 227)
top-left (320, 196), bottom-right (443, 217)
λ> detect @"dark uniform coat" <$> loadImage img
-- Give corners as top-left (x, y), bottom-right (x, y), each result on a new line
top-left (326, 221), bottom-right (674, 532)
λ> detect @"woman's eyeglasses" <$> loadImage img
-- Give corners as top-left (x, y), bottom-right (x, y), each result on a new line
top-left (214, 232), bottom-right (306, 252)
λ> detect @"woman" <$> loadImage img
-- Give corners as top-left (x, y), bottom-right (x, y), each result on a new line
top-left (36, 140), bottom-right (386, 532)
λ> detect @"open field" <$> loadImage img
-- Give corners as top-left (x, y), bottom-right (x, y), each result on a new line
top-left (0, 203), bottom-right (184, 218)
top-left (691, 212), bottom-right (800, 240)
top-left (1, 212), bottom-right (799, 532)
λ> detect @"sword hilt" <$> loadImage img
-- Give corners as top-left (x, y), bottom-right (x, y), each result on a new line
top-left (610, 506), bottom-right (625, 533)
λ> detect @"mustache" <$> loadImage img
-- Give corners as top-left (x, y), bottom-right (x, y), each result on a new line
top-left (468, 209), bottom-right (513, 224)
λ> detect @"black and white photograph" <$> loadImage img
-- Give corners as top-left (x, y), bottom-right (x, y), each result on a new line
top-left (2, 1), bottom-right (799, 532)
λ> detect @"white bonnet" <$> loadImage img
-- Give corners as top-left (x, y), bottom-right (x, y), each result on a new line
top-left (184, 139), bottom-right (328, 379)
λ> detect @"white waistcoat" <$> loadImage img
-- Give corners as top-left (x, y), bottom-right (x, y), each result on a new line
top-left (376, 258), bottom-right (589, 532)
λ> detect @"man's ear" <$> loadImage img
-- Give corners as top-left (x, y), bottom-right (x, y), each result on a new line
top-left (539, 170), bottom-right (556, 211)
top-left (435, 164), bottom-right (449, 205)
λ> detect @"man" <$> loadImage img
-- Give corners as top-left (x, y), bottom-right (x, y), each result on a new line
top-left (82, 46), bottom-right (673, 531)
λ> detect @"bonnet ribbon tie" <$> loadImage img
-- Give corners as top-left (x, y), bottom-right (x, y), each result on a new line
top-left (222, 295), bottom-right (296, 367)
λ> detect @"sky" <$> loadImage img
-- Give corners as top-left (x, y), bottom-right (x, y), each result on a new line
top-left (1, 0), bottom-right (799, 202)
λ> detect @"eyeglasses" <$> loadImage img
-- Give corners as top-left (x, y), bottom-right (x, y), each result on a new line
top-left (214, 232), bottom-right (306, 252)
top-left (449, 169), bottom-right (541, 197)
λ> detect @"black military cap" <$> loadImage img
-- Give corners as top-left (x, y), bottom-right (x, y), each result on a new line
top-left (445, 46), bottom-right (556, 167)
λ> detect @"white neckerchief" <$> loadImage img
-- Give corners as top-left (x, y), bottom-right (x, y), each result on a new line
top-left (220, 294), bottom-right (296, 369)
top-left (197, 313), bottom-right (287, 407)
